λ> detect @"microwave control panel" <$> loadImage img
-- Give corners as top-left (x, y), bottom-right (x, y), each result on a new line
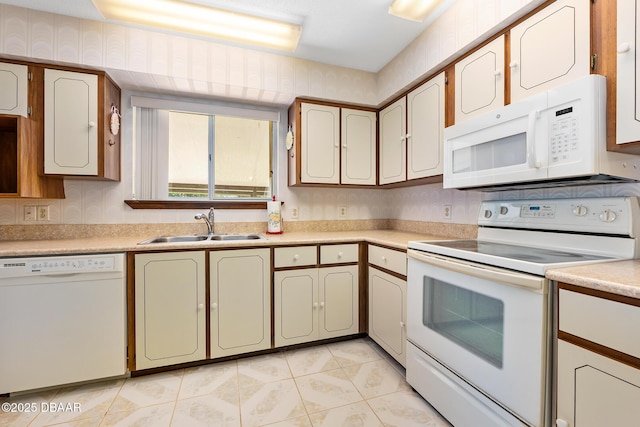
top-left (550, 106), bottom-right (578, 164)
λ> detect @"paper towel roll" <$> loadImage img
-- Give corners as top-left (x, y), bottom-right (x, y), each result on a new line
top-left (267, 201), bottom-right (282, 234)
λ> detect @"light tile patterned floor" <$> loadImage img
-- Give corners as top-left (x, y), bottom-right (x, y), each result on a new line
top-left (1, 338), bottom-right (452, 427)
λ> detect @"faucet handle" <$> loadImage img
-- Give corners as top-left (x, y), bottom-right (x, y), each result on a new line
top-left (208, 207), bottom-right (215, 222)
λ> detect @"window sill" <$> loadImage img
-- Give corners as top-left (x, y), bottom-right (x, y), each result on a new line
top-left (124, 200), bottom-right (270, 210)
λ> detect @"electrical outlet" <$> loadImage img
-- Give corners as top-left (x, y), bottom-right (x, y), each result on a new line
top-left (290, 207), bottom-right (299, 219)
top-left (338, 206), bottom-right (347, 218)
top-left (37, 205), bottom-right (50, 221)
top-left (443, 204), bottom-right (452, 220)
top-left (24, 206), bottom-right (37, 221)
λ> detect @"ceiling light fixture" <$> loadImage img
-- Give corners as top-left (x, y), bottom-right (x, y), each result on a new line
top-left (388, 0), bottom-right (444, 23)
top-left (92, 0), bottom-right (302, 52)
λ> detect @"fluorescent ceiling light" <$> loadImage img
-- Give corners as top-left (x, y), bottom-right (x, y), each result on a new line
top-left (92, 0), bottom-right (302, 52)
top-left (388, 0), bottom-right (444, 22)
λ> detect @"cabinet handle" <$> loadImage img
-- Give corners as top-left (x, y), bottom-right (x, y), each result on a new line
top-left (494, 70), bottom-right (501, 76)
top-left (211, 302), bottom-right (218, 310)
top-left (509, 61), bottom-right (518, 69)
top-left (319, 302), bottom-right (325, 308)
top-left (400, 321), bottom-right (405, 328)
top-left (337, 252), bottom-right (343, 259)
top-left (293, 254), bottom-right (299, 261)
top-left (313, 302), bottom-right (318, 309)
top-left (556, 419), bottom-right (569, 427)
top-left (381, 256), bottom-right (387, 262)
top-left (405, 133), bottom-right (411, 140)
top-left (618, 42), bottom-right (631, 54)
top-left (198, 303), bottom-right (204, 311)
top-left (88, 121), bottom-right (96, 127)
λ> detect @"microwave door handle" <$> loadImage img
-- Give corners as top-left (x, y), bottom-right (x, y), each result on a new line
top-left (527, 110), bottom-right (542, 168)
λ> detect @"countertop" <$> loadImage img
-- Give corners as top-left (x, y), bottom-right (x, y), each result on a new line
top-left (2, 229), bottom-right (638, 300)
top-left (547, 260), bottom-right (640, 300)
top-left (0, 230), bottom-right (446, 257)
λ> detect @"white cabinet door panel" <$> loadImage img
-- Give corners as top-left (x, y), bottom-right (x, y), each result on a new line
top-left (407, 72), bottom-right (445, 179)
top-left (44, 69), bottom-right (98, 175)
top-left (319, 265), bottom-right (358, 339)
top-left (510, 0), bottom-right (590, 102)
top-left (368, 267), bottom-right (406, 366)
top-left (301, 103), bottom-right (340, 184)
top-left (274, 269), bottom-right (319, 347)
top-left (616, 0), bottom-right (640, 144)
top-left (210, 249), bottom-right (270, 358)
top-left (379, 98), bottom-right (407, 184)
top-left (341, 108), bottom-right (376, 185)
top-left (135, 251), bottom-right (206, 370)
top-left (0, 62), bottom-right (28, 117)
top-left (455, 36), bottom-right (505, 122)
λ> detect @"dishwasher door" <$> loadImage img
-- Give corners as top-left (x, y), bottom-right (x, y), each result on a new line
top-left (0, 253), bottom-right (126, 394)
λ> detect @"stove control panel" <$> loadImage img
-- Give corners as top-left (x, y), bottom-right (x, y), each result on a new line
top-left (478, 197), bottom-right (638, 235)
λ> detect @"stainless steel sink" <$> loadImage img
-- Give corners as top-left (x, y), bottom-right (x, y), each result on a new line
top-left (209, 234), bottom-right (263, 241)
top-left (138, 233), bottom-right (264, 244)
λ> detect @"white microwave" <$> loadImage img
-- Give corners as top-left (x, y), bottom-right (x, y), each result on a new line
top-left (443, 74), bottom-right (640, 190)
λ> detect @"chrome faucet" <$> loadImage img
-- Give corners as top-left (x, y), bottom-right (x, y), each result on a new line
top-left (195, 208), bottom-right (215, 234)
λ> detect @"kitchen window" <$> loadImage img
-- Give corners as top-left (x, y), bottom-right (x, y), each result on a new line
top-left (130, 96), bottom-right (278, 206)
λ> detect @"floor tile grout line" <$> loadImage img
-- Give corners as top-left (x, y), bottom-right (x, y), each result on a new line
top-left (167, 368), bottom-right (186, 427)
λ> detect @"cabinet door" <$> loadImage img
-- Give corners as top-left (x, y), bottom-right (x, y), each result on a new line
top-left (274, 269), bottom-right (319, 347)
top-left (341, 108), bottom-right (377, 185)
top-left (210, 249), bottom-right (270, 358)
top-left (368, 267), bottom-right (406, 366)
top-left (44, 69), bottom-right (98, 176)
top-left (301, 103), bottom-right (340, 184)
top-left (509, 0), bottom-right (590, 102)
top-left (616, 0), bottom-right (640, 144)
top-left (134, 251), bottom-right (206, 370)
top-left (407, 72), bottom-right (445, 180)
top-left (0, 62), bottom-right (28, 117)
top-left (318, 265), bottom-right (359, 339)
top-left (455, 36), bottom-right (505, 122)
top-left (379, 98), bottom-right (407, 184)
top-left (556, 340), bottom-right (640, 427)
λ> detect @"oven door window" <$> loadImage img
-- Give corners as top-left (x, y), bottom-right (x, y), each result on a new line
top-left (423, 277), bottom-right (504, 368)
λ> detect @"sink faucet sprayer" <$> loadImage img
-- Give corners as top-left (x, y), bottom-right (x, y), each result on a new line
top-left (195, 208), bottom-right (215, 234)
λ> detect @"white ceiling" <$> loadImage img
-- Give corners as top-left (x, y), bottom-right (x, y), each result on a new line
top-left (0, 0), bottom-right (455, 72)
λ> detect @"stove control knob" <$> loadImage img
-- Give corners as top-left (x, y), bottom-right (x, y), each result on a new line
top-left (599, 209), bottom-right (617, 222)
top-left (572, 205), bottom-right (588, 217)
top-left (483, 209), bottom-right (493, 218)
top-left (499, 206), bottom-right (509, 215)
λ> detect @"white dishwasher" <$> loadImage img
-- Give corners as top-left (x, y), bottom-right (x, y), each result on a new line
top-left (0, 253), bottom-right (127, 394)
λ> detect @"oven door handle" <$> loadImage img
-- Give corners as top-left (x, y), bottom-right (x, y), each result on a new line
top-left (407, 249), bottom-right (546, 292)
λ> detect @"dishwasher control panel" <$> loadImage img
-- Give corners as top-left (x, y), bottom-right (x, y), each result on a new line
top-left (0, 254), bottom-right (124, 278)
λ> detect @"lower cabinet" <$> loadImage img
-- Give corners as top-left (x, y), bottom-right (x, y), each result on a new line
top-left (556, 285), bottom-right (640, 427)
top-left (368, 267), bottom-right (406, 366)
top-left (210, 249), bottom-right (271, 358)
top-left (134, 251), bottom-right (206, 370)
top-left (274, 265), bottom-right (359, 347)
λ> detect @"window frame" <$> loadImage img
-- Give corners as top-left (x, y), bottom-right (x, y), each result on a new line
top-left (126, 95), bottom-right (280, 210)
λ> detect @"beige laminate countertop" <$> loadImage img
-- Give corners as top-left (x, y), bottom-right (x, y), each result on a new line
top-left (0, 230), bottom-right (447, 258)
top-left (547, 260), bottom-right (640, 299)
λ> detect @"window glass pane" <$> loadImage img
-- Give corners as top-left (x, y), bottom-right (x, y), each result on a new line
top-left (167, 112), bottom-right (210, 198)
top-left (214, 116), bottom-right (271, 198)
top-left (423, 278), bottom-right (504, 367)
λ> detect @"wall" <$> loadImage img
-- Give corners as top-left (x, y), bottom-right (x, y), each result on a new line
top-left (1, 1), bottom-right (640, 230)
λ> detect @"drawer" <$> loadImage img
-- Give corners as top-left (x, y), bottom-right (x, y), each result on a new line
top-left (559, 289), bottom-right (640, 359)
top-left (274, 246), bottom-right (317, 268)
top-left (368, 245), bottom-right (406, 276)
top-left (320, 244), bottom-right (359, 264)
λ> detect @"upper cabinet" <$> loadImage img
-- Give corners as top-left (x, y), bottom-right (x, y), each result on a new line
top-left (455, 35), bottom-right (505, 122)
top-left (509, 0), bottom-right (591, 103)
top-left (0, 62), bottom-right (28, 117)
top-left (379, 97), bottom-right (406, 185)
top-left (380, 72), bottom-right (445, 185)
top-left (44, 68), bottom-right (121, 181)
top-left (407, 72), bottom-right (445, 180)
top-left (288, 99), bottom-right (376, 187)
